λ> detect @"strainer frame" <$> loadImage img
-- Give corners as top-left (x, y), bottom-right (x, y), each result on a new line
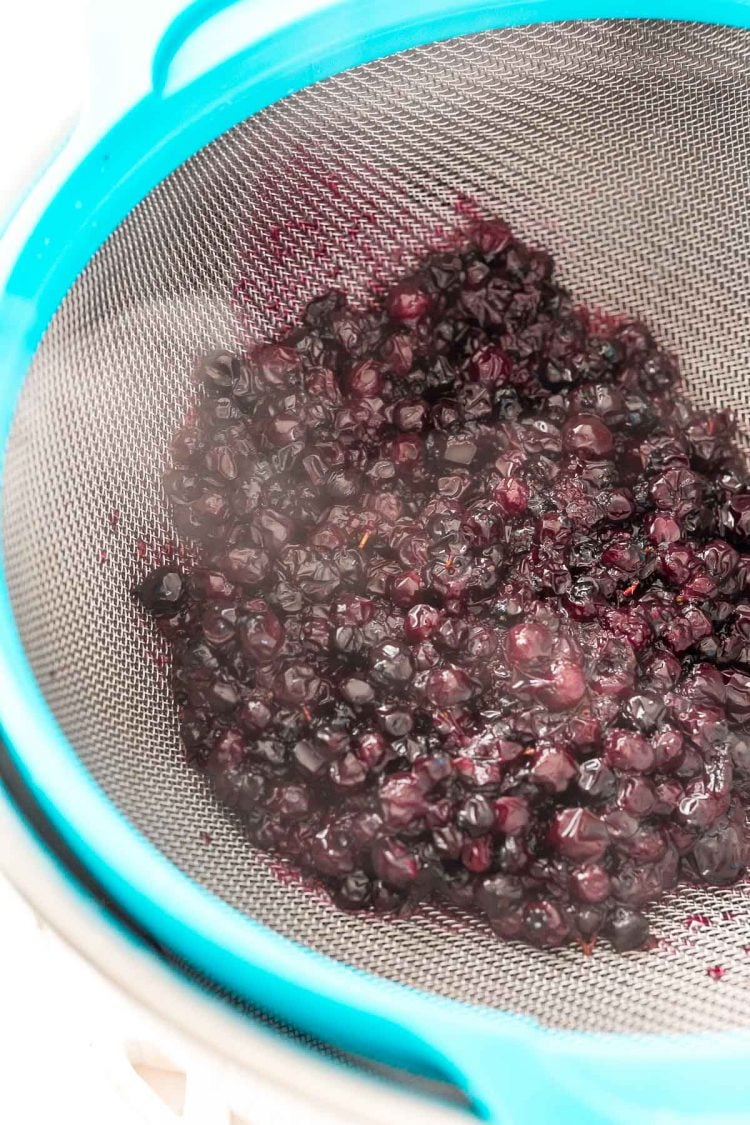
top-left (4, 2), bottom-right (750, 1120)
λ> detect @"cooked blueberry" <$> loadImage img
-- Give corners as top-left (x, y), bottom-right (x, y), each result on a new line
top-left (136, 567), bottom-right (186, 615)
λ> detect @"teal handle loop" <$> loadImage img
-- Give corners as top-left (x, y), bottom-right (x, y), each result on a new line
top-left (82, 0), bottom-right (237, 139)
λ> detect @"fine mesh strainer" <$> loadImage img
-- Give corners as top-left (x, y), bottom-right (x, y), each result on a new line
top-left (4, 5), bottom-right (750, 1122)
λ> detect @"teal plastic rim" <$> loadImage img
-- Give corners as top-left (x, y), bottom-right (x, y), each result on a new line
top-left (3, 3), bottom-right (750, 1121)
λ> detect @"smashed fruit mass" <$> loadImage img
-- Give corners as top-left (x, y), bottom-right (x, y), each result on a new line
top-left (136, 219), bottom-right (750, 952)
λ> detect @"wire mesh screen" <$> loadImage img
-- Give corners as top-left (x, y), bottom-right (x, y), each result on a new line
top-left (5, 21), bottom-right (750, 1036)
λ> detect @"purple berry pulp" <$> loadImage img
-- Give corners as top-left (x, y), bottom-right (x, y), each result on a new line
top-left (135, 218), bottom-right (750, 953)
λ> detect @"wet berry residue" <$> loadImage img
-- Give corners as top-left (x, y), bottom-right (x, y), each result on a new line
top-left (135, 217), bottom-right (750, 953)
top-left (684, 913), bottom-right (711, 930)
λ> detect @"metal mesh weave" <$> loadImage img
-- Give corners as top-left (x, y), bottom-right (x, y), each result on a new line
top-left (5, 20), bottom-right (750, 1037)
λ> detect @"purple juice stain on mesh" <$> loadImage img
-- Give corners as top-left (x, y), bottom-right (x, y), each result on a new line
top-left (135, 218), bottom-right (750, 952)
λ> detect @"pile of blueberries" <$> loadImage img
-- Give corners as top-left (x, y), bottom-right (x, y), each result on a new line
top-left (137, 219), bottom-right (750, 951)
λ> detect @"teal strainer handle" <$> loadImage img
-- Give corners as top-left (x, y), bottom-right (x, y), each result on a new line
top-left (83, 1), bottom-right (335, 140)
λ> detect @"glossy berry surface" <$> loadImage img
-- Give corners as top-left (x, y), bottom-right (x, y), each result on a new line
top-left (136, 217), bottom-right (750, 954)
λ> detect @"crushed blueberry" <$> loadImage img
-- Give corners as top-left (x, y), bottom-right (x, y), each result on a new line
top-left (136, 218), bottom-right (750, 952)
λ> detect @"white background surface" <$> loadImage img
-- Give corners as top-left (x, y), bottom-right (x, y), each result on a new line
top-left (0, 1), bottom-right (84, 219)
top-left (0, 875), bottom-right (142, 1125)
